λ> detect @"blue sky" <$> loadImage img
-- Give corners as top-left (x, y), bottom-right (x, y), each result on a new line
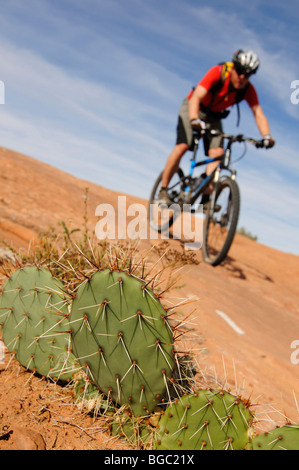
top-left (0, 0), bottom-right (298, 254)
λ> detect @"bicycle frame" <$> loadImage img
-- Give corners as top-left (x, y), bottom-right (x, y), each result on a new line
top-left (183, 134), bottom-right (230, 209)
top-left (157, 130), bottom-right (263, 215)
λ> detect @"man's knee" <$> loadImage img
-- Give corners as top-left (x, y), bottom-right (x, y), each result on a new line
top-left (208, 147), bottom-right (223, 158)
top-left (176, 142), bottom-right (189, 155)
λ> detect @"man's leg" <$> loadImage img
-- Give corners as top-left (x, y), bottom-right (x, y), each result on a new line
top-left (202, 116), bottom-right (223, 196)
top-left (206, 147), bottom-right (223, 177)
top-left (161, 98), bottom-right (192, 189)
top-left (161, 142), bottom-right (189, 188)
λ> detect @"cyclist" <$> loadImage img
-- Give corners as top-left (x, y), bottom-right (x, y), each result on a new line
top-left (158, 49), bottom-right (275, 206)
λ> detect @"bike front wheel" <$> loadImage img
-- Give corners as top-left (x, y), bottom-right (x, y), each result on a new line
top-left (148, 168), bottom-right (185, 233)
top-left (202, 177), bottom-right (240, 266)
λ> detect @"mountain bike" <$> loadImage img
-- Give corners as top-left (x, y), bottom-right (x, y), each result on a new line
top-left (148, 130), bottom-right (264, 266)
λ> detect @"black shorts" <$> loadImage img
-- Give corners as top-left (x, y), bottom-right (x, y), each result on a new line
top-left (176, 98), bottom-right (224, 155)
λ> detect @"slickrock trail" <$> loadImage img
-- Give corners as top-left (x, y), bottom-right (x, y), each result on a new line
top-left (0, 146), bottom-right (298, 449)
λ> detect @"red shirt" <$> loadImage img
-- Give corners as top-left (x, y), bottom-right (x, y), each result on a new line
top-left (188, 65), bottom-right (259, 112)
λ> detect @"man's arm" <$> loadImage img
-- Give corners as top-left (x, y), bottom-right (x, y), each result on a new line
top-left (251, 104), bottom-right (275, 148)
top-left (188, 85), bottom-right (208, 121)
top-left (251, 104), bottom-right (271, 136)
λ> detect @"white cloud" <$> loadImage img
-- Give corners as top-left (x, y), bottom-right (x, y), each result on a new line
top-left (237, 159), bottom-right (299, 253)
top-left (0, 39), bottom-right (175, 164)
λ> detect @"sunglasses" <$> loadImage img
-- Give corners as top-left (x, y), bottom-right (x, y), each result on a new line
top-left (234, 65), bottom-right (252, 79)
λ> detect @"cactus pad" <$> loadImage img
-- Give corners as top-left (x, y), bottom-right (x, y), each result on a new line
top-left (250, 425), bottom-right (299, 450)
top-left (154, 389), bottom-right (254, 450)
top-left (70, 269), bottom-right (175, 416)
top-left (0, 266), bottom-right (78, 381)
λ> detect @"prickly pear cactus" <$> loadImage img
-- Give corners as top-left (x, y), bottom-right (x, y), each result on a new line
top-left (250, 425), bottom-right (299, 450)
top-left (0, 266), bottom-right (78, 381)
top-left (70, 269), bottom-right (176, 416)
top-left (154, 389), bottom-right (254, 450)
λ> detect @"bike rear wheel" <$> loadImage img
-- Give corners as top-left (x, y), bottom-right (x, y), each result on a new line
top-left (202, 177), bottom-right (240, 266)
top-left (148, 168), bottom-right (184, 233)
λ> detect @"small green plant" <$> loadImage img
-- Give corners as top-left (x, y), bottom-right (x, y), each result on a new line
top-left (73, 372), bottom-right (116, 416)
top-left (237, 227), bottom-right (258, 241)
top-left (110, 412), bottom-right (154, 448)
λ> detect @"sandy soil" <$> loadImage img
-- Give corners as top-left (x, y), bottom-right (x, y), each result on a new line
top-left (0, 146), bottom-right (298, 450)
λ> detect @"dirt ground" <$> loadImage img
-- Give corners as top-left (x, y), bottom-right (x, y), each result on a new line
top-left (0, 358), bottom-right (134, 450)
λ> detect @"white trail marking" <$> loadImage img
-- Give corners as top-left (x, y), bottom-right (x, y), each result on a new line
top-left (215, 310), bottom-right (245, 335)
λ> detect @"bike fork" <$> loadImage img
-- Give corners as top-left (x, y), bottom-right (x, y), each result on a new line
top-left (208, 167), bottom-right (220, 216)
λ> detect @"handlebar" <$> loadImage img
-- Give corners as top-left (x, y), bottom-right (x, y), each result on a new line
top-left (207, 129), bottom-right (264, 148)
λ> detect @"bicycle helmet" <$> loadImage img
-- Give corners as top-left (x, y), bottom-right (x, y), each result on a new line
top-left (232, 49), bottom-right (260, 75)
